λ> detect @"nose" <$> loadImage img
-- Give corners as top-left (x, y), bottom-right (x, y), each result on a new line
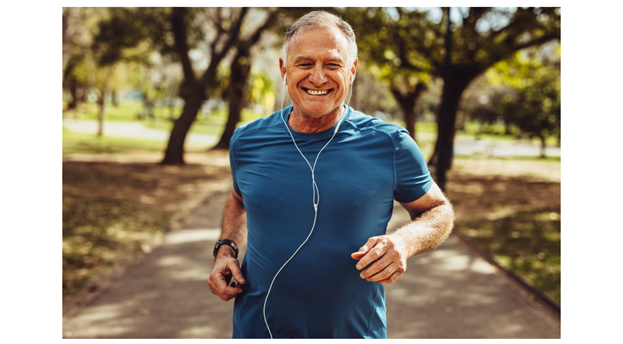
top-left (308, 64), bottom-right (328, 85)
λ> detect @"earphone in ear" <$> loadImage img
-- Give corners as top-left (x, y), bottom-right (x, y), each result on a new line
top-left (283, 75), bottom-right (287, 85)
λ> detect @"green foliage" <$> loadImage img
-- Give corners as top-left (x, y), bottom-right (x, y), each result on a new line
top-left (92, 8), bottom-right (175, 67)
top-left (487, 45), bottom-right (561, 140)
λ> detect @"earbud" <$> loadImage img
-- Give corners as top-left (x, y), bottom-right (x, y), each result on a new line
top-left (284, 75), bottom-right (287, 85)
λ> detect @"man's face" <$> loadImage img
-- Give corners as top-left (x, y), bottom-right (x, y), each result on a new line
top-left (280, 26), bottom-right (357, 119)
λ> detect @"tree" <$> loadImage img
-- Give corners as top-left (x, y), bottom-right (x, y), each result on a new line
top-left (92, 7), bottom-right (174, 126)
top-left (342, 7), bottom-right (560, 190)
top-left (212, 9), bottom-right (279, 150)
top-left (490, 45), bottom-right (561, 157)
top-left (63, 7), bottom-right (121, 136)
top-left (339, 8), bottom-right (431, 141)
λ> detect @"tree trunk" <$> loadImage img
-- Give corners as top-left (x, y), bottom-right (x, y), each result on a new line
top-left (97, 89), bottom-right (106, 136)
top-left (213, 49), bottom-right (252, 150)
top-left (390, 83), bottom-right (426, 142)
top-left (540, 135), bottom-right (547, 158)
top-left (431, 7), bottom-right (455, 192)
top-left (160, 7), bottom-right (249, 165)
top-left (161, 89), bottom-right (204, 165)
top-left (68, 82), bottom-right (79, 110)
top-left (111, 90), bottom-right (118, 107)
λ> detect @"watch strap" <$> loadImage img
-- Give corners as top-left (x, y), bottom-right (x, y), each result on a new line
top-left (214, 239), bottom-right (239, 259)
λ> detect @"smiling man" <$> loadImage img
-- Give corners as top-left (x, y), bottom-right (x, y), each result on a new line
top-left (208, 11), bottom-right (454, 338)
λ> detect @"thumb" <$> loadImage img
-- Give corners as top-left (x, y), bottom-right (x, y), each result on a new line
top-left (229, 260), bottom-right (246, 284)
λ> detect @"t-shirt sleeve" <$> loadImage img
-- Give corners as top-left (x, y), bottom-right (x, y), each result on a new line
top-left (393, 129), bottom-right (433, 203)
top-left (230, 129), bottom-right (242, 197)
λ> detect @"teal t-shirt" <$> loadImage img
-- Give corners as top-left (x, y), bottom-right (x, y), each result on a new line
top-left (229, 105), bottom-right (432, 338)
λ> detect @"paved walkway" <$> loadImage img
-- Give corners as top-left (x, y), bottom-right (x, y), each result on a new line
top-left (63, 191), bottom-right (560, 339)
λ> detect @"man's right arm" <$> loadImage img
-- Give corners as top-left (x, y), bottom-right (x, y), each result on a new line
top-left (208, 187), bottom-right (247, 301)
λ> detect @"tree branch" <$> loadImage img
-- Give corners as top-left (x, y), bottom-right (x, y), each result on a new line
top-left (200, 7), bottom-right (249, 87)
top-left (171, 7), bottom-right (196, 84)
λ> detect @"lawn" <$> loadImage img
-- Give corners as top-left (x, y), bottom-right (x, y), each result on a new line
top-left (447, 158), bottom-right (561, 304)
top-left (63, 128), bottom-right (167, 155)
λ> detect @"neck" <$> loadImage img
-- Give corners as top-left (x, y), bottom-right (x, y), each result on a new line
top-left (288, 105), bottom-right (345, 133)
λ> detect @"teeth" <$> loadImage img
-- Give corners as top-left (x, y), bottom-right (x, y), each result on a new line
top-left (306, 89), bottom-right (328, 95)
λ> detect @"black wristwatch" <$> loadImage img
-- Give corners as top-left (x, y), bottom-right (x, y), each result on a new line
top-left (213, 239), bottom-right (239, 259)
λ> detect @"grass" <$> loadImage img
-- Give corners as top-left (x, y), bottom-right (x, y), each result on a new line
top-left (447, 170), bottom-right (561, 305)
top-left (63, 128), bottom-right (167, 155)
top-left (459, 211), bottom-right (560, 303)
top-left (63, 164), bottom-right (172, 295)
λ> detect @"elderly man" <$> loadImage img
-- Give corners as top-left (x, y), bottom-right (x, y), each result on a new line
top-left (208, 11), bottom-right (454, 338)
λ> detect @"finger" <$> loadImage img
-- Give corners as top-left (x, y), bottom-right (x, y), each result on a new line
top-left (364, 260), bottom-right (402, 282)
top-left (351, 237), bottom-right (379, 259)
top-left (209, 268), bottom-right (243, 300)
top-left (209, 275), bottom-right (243, 301)
top-left (377, 271), bottom-right (403, 284)
top-left (360, 252), bottom-right (396, 279)
top-left (351, 250), bottom-right (366, 260)
top-left (356, 240), bottom-right (388, 271)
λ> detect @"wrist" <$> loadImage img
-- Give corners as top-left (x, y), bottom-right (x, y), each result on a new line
top-left (217, 245), bottom-right (236, 258)
top-left (213, 239), bottom-right (239, 259)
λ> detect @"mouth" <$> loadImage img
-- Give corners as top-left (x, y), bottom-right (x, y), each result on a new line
top-left (303, 87), bottom-right (333, 96)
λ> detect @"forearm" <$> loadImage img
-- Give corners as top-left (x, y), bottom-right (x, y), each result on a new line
top-left (217, 190), bottom-right (248, 258)
top-left (391, 201), bottom-right (454, 259)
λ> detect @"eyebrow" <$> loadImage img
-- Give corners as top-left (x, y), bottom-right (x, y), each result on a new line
top-left (293, 56), bottom-right (345, 64)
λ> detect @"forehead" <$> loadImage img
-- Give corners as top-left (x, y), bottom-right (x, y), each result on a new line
top-left (287, 26), bottom-right (350, 62)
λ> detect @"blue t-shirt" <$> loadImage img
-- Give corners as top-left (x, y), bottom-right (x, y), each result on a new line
top-left (229, 105), bottom-right (432, 338)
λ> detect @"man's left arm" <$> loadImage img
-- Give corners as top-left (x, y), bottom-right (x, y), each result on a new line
top-left (352, 182), bottom-right (454, 284)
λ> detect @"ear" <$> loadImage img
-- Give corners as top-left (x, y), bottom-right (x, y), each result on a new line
top-left (279, 58), bottom-right (286, 84)
top-left (350, 57), bottom-right (358, 84)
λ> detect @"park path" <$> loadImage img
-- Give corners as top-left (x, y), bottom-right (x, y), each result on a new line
top-left (62, 190), bottom-right (560, 339)
top-left (62, 118), bottom-right (561, 158)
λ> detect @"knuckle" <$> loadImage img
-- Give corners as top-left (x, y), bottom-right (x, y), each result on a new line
top-left (372, 261), bottom-right (384, 271)
top-left (371, 249), bottom-right (383, 259)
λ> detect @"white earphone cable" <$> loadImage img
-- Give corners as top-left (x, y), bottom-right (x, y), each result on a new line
top-left (263, 75), bottom-right (352, 339)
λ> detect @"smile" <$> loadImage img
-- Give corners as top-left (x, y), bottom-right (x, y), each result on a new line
top-left (304, 88), bottom-right (331, 96)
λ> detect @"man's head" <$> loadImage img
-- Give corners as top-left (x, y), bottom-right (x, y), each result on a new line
top-left (279, 11), bottom-right (358, 120)
top-left (281, 11), bottom-right (358, 67)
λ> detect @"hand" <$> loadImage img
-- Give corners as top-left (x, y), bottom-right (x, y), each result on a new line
top-left (208, 249), bottom-right (246, 301)
top-left (351, 235), bottom-right (408, 284)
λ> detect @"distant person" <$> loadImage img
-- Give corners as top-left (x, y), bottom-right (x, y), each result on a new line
top-left (208, 10), bottom-right (454, 338)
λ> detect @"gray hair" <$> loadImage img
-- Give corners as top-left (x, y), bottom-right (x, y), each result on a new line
top-left (281, 11), bottom-right (358, 66)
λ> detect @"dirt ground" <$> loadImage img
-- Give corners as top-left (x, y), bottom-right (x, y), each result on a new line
top-left (448, 158), bottom-right (561, 222)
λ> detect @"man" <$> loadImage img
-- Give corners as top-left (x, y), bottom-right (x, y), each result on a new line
top-left (208, 11), bottom-right (454, 338)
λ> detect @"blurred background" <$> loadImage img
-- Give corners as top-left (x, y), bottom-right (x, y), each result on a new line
top-left (62, 6), bottom-right (561, 334)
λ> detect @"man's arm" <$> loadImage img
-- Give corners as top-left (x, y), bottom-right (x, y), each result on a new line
top-left (351, 182), bottom-right (454, 284)
top-left (208, 187), bottom-right (248, 301)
